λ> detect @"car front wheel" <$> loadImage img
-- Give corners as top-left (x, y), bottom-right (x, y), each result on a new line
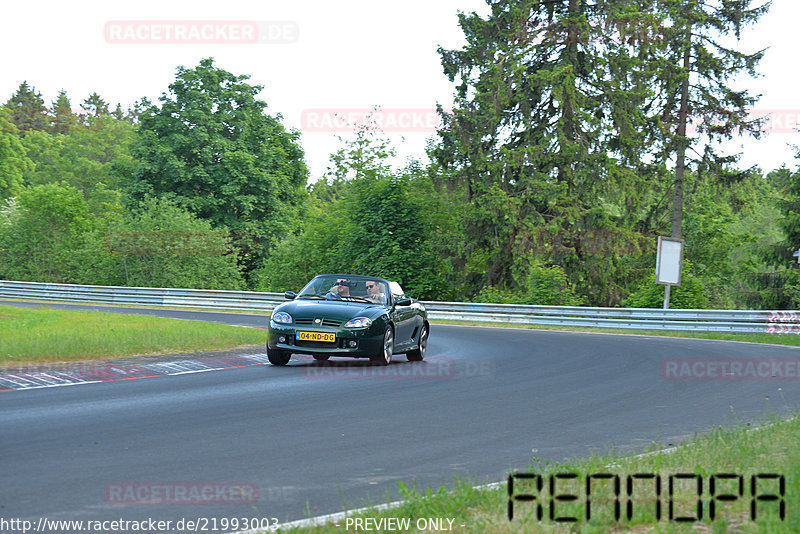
top-left (267, 346), bottom-right (291, 366)
top-left (406, 324), bottom-right (428, 362)
top-left (371, 326), bottom-right (394, 365)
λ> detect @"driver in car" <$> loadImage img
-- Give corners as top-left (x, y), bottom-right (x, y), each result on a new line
top-left (325, 278), bottom-right (352, 299)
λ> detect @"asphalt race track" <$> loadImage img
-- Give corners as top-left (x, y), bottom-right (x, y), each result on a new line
top-left (2, 300), bottom-right (799, 527)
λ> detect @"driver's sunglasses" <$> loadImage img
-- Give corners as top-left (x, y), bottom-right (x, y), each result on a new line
top-left (336, 281), bottom-right (348, 286)
top-left (366, 284), bottom-right (377, 289)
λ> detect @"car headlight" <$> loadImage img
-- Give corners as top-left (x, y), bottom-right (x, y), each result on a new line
top-left (344, 317), bottom-right (372, 328)
top-left (271, 311), bottom-right (292, 324)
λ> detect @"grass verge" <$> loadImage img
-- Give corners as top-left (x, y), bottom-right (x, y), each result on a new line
top-left (280, 412), bottom-right (799, 533)
top-left (0, 297), bottom-right (267, 315)
top-left (0, 304), bottom-right (266, 366)
top-left (432, 318), bottom-right (800, 348)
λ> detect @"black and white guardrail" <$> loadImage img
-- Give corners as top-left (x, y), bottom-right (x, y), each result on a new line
top-left (0, 279), bottom-right (796, 334)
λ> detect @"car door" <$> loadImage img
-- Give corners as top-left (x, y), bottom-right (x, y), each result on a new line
top-left (392, 294), bottom-right (417, 348)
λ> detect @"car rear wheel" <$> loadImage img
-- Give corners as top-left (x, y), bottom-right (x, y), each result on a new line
top-left (313, 355), bottom-right (330, 361)
top-left (406, 324), bottom-right (428, 362)
top-left (371, 326), bottom-right (394, 365)
top-left (267, 346), bottom-right (291, 366)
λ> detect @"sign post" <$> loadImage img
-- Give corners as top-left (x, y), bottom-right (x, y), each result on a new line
top-left (656, 236), bottom-right (684, 309)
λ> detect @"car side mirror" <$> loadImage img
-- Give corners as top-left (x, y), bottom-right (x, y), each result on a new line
top-left (284, 291), bottom-right (296, 300)
top-left (395, 296), bottom-right (412, 306)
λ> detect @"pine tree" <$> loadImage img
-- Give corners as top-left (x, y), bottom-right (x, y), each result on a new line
top-left (4, 81), bottom-right (49, 133)
top-left (80, 92), bottom-right (110, 119)
top-left (50, 89), bottom-right (78, 134)
top-left (432, 0), bottom-right (664, 303)
top-left (652, 0), bottom-right (769, 238)
top-left (111, 103), bottom-right (126, 121)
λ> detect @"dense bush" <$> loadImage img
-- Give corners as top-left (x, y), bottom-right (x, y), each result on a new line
top-left (0, 183), bottom-right (93, 283)
top-left (622, 262), bottom-right (710, 309)
top-left (0, 187), bottom-right (244, 290)
top-left (257, 172), bottom-right (448, 299)
top-left (474, 263), bottom-right (583, 306)
top-left (103, 197), bottom-right (245, 289)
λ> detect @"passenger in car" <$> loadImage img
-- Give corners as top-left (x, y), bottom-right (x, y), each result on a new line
top-left (365, 280), bottom-right (387, 304)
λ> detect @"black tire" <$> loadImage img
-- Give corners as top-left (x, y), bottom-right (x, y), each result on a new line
top-left (313, 355), bottom-right (330, 361)
top-left (267, 346), bottom-right (291, 366)
top-left (406, 324), bottom-right (428, 362)
top-left (371, 326), bottom-right (394, 365)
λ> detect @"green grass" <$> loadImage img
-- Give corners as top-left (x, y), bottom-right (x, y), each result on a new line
top-left (0, 305), bottom-right (266, 366)
top-left (279, 413), bottom-right (800, 533)
top-left (432, 318), bottom-right (800, 348)
top-left (0, 297), bottom-right (266, 315)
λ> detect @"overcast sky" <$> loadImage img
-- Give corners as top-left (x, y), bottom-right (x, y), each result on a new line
top-left (2, 0), bottom-right (797, 181)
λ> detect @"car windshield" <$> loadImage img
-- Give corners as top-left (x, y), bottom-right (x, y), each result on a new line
top-left (297, 276), bottom-right (389, 305)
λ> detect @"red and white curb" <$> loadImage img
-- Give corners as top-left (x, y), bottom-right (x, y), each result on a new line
top-left (0, 354), bottom-right (272, 391)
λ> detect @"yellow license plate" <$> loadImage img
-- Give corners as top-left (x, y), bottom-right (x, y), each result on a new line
top-left (297, 331), bottom-right (336, 343)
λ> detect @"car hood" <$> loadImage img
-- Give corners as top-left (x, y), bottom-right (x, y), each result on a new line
top-left (275, 299), bottom-right (387, 321)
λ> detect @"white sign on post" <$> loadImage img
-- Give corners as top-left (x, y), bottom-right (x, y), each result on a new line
top-left (656, 236), bottom-right (683, 286)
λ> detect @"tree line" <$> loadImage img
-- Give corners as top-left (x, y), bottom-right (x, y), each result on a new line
top-left (1, 0), bottom-right (798, 309)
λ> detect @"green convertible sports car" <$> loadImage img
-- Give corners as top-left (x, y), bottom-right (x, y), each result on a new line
top-left (266, 274), bottom-right (429, 366)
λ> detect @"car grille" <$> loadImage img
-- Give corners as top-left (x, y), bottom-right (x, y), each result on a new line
top-left (295, 340), bottom-right (342, 349)
top-left (294, 318), bottom-right (342, 327)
